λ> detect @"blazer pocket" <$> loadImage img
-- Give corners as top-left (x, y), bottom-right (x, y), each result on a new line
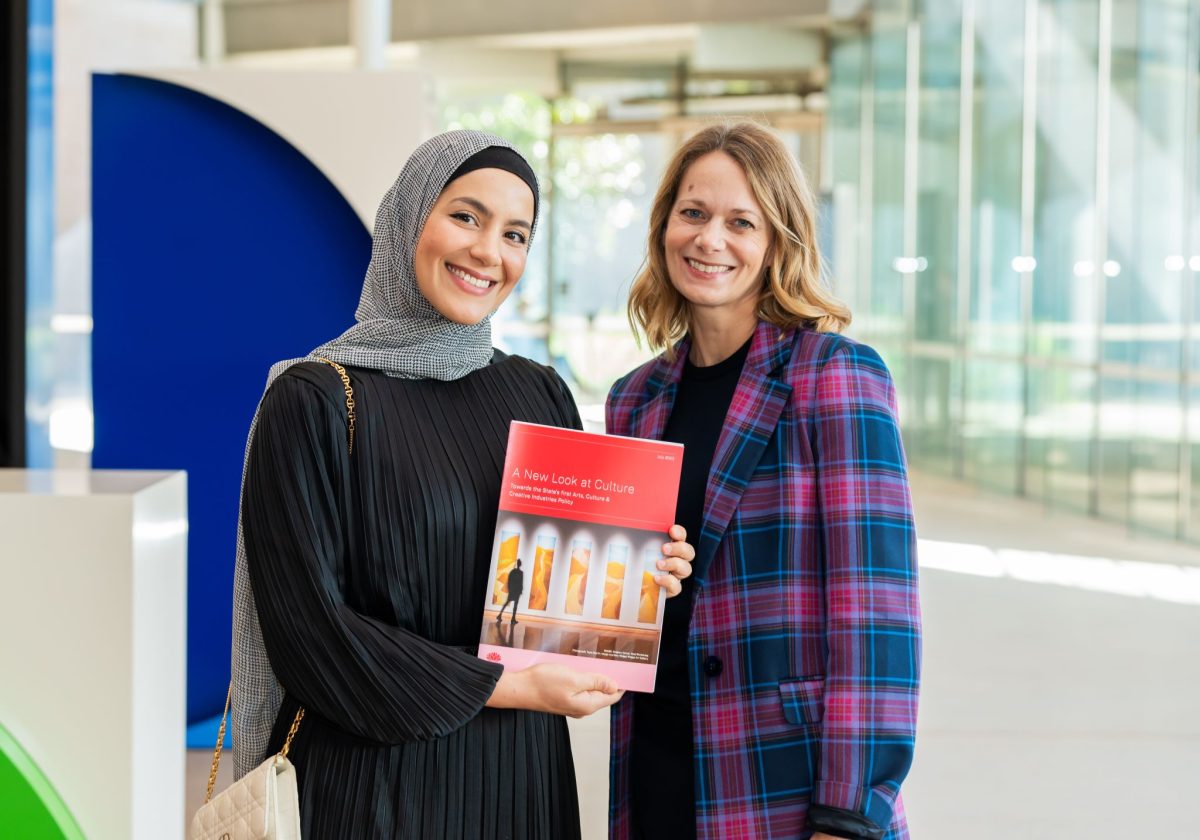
top-left (779, 676), bottom-right (825, 727)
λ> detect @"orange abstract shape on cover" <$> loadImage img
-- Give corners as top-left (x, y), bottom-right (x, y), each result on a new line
top-left (638, 571), bottom-right (661, 623)
top-left (492, 533), bottom-right (520, 605)
top-left (564, 547), bottom-right (591, 615)
top-left (601, 561), bottom-right (626, 619)
top-left (529, 544), bottom-right (555, 611)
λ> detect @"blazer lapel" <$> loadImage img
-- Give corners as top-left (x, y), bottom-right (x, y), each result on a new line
top-left (628, 339), bottom-right (688, 443)
top-left (693, 322), bottom-right (795, 583)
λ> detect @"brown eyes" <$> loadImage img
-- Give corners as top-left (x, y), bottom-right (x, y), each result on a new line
top-left (450, 212), bottom-right (527, 245)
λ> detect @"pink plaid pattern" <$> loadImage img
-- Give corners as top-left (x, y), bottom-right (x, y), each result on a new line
top-left (607, 322), bottom-right (920, 840)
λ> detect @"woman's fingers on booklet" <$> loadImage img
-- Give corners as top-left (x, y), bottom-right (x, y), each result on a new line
top-left (655, 565), bottom-right (685, 596)
top-left (663, 526), bottom-right (695, 565)
top-left (573, 685), bottom-right (626, 718)
top-left (524, 663), bottom-right (622, 718)
top-left (657, 524), bottom-right (695, 597)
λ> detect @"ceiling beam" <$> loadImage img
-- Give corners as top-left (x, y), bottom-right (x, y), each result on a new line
top-left (222, 0), bottom-right (829, 55)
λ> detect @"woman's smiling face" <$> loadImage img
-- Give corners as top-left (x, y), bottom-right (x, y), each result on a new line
top-left (413, 167), bottom-right (535, 325)
top-left (663, 151), bottom-right (773, 328)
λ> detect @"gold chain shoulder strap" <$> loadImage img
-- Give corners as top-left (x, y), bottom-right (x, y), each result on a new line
top-left (204, 686), bottom-right (306, 803)
top-left (314, 357), bottom-right (356, 455)
top-left (204, 358), bottom-right (352, 803)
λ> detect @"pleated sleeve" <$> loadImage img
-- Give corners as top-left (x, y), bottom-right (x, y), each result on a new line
top-left (241, 370), bottom-right (504, 745)
top-left (546, 367), bottom-right (584, 432)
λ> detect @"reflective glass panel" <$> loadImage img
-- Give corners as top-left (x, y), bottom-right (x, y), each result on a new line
top-left (828, 31), bottom-right (868, 317)
top-left (1024, 365), bottom-right (1095, 513)
top-left (963, 358), bottom-right (1023, 493)
top-left (548, 132), bottom-right (667, 398)
top-left (1129, 378), bottom-right (1183, 538)
top-left (905, 355), bottom-right (960, 476)
top-left (1189, 385), bottom-right (1200, 540)
top-left (867, 1), bottom-right (910, 354)
top-left (1030, 0), bottom-right (1100, 364)
top-left (1096, 375), bottom-right (1133, 523)
top-left (914, 0), bottom-right (962, 344)
top-left (1105, 0), bottom-right (1189, 373)
top-left (969, 0), bottom-right (1026, 356)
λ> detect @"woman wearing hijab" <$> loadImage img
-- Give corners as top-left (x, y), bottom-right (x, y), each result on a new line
top-left (606, 122), bottom-right (920, 840)
top-left (230, 130), bottom-right (694, 839)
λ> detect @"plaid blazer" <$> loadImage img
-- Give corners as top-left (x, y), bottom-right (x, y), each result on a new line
top-left (605, 321), bottom-right (920, 840)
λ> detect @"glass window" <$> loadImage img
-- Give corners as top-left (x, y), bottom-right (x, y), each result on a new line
top-left (906, 355), bottom-right (960, 476)
top-left (1096, 375), bottom-right (1133, 523)
top-left (1105, 0), bottom-right (1189, 373)
top-left (548, 131), bottom-right (666, 399)
top-left (26, 0), bottom-right (55, 466)
top-left (914, 0), bottom-right (963, 345)
top-left (866, 1), bottom-right (911, 355)
top-left (1024, 365), bottom-right (1095, 514)
top-left (969, 0), bottom-right (1026, 357)
top-left (963, 358), bottom-right (1023, 493)
top-left (1095, 376), bottom-right (1183, 539)
top-left (1129, 378), bottom-right (1183, 537)
top-left (1031, 0), bottom-right (1101, 364)
top-left (828, 30), bottom-right (868, 316)
top-left (825, 0), bottom-right (1200, 544)
top-left (1189, 385), bottom-right (1200, 540)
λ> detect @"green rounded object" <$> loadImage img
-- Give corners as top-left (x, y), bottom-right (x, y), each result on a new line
top-left (0, 721), bottom-right (86, 839)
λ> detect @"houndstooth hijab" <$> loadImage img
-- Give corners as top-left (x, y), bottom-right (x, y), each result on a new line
top-left (230, 130), bottom-right (539, 777)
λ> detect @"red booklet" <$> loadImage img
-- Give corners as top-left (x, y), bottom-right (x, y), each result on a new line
top-left (477, 421), bottom-right (683, 692)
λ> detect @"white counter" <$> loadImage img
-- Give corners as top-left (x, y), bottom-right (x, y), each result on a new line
top-left (0, 469), bottom-right (187, 840)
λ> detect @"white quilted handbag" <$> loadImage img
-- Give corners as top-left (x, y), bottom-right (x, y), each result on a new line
top-left (190, 685), bottom-right (305, 840)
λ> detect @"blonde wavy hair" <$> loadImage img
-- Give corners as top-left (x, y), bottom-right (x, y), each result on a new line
top-left (628, 121), bottom-right (850, 354)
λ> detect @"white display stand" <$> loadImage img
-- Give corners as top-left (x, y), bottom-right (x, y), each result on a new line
top-left (0, 469), bottom-right (187, 840)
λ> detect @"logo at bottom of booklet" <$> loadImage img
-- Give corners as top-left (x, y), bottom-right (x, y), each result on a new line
top-left (486, 652), bottom-right (502, 662)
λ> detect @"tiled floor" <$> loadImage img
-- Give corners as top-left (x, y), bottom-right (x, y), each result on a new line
top-left (187, 470), bottom-right (1200, 838)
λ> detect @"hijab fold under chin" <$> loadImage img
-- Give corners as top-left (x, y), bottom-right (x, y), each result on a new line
top-left (228, 129), bottom-right (539, 778)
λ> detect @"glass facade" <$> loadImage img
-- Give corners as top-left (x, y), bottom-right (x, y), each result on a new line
top-left (26, 0), bottom-right (54, 467)
top-left (434, 6), bottom-right (1200, 543)
top-left (828, 0), bottom-right (1200, 541)
top-left (546, 130), bottom-right (667, 396)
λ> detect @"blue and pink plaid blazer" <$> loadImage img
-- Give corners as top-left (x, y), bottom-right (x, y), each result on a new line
top-left (605, 321), bottom-right (920, 840)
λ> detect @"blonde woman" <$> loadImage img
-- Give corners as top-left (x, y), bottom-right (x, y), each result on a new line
top-left (606, 122), bottom-right (920, 840)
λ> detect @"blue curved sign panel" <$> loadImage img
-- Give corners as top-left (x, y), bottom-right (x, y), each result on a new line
top-left (92, 74), bottom-right (370, 724)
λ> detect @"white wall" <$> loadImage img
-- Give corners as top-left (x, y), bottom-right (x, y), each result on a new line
top-left (49, 0), bottom-right (198, 468)
top-left (143, 68), bottom-right (433, 228)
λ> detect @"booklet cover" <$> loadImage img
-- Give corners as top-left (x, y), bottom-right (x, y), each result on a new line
top-left (477, 421), bottom-right (683, 692)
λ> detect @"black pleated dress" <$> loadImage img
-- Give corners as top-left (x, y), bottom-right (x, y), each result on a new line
top-left (241, 352), bottom-right (583, 840)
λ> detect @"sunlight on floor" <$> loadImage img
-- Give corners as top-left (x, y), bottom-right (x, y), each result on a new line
top-left (918, 538), bottom-right (1200, 605)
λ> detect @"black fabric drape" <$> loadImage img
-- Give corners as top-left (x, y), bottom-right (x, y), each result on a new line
top-left (243, 354), bottom-right (584, 839)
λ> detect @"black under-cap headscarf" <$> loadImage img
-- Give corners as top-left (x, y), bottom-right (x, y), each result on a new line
top-left (446, 145), bottom-right (539, 223)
